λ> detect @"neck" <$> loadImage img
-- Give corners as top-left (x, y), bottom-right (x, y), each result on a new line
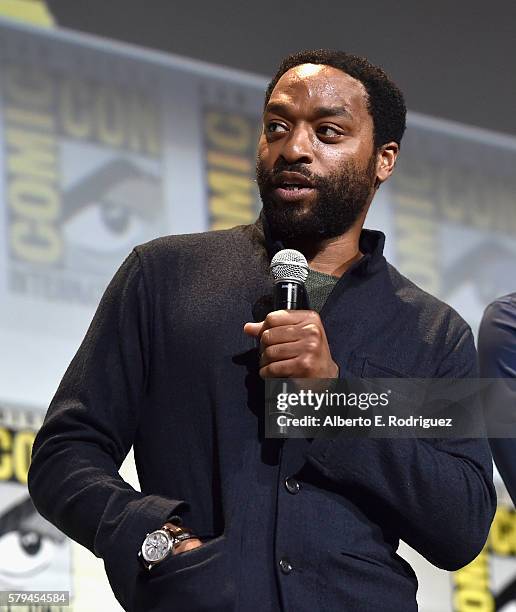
top-left (285, 222), bottom-right (364, 278)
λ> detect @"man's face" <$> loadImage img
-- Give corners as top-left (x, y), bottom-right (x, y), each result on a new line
top-left (256, 64), bottom-right (379, 243)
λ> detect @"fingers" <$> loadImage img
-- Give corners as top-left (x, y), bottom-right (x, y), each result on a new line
top-left (260, 340), bottom-right (305, 367)
top-left (262, 310), bottom-right (317, 330)
top-left (258, 352), bottom-right (324, 378)
top-left (244, 310), bottom-right (334, 379)
top-left (172, 537), bottom-right (203, 555)
top-left (243, 321), bottom-right (263, 337)
top-left (259, 356), bottom-right (300, 379)
top-left (263, 319), bottom-right (322, 344)
top-left (245, 310), bottom-right (319, 340)
top-left (260, 324), bottom-right (301, 347)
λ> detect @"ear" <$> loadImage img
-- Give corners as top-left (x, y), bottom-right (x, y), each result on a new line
top-left (375, 141), bottom-right (399, 186)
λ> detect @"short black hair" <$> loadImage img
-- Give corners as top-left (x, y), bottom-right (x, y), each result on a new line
top-left (264, 49), bottom-right (406, 149)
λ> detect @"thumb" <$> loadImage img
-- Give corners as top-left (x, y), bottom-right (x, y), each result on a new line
top-left (244, 321), bottom-right (264, 337)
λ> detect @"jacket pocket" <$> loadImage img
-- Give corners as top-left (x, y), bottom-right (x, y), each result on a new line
top-left (361, 357), bottom-right (428, 406)
top-left (132, 534), bottom-right (236, 612)
top-left (317, 549), bottom-right (418, 612)
top-left (361, 358), bottom-right (410, 378)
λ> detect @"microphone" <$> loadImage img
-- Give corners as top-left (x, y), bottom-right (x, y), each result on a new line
top-left (270, 249), bottom-right (309, 310)
top-left (269, 249), bottom-right (309, 435)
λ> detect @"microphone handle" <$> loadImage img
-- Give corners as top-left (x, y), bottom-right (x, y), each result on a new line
top-left (272, 279), bottom-right (308, 437)
top-left (273, 279), bottom-right (308, 310)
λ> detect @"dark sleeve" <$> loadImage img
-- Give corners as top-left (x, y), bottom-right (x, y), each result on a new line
top-left (479, 297), bottom-right (516, 378)
top-left (27, 249), bottom-right (188, 610)
top-left (478, 297), bottom-right (516, 505)
top-left (305, 325), bottom-right (497, 571)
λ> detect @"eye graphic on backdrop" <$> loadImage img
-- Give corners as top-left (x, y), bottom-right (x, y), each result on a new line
top-left (0, 531), bottom-right (57, 578)
top-left (0, 497), bottom-right (66, 587)
top-left (61, 158), bottom-right (162, 255)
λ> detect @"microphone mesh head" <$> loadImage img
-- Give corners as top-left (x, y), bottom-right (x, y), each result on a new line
top-left (270, 249), bottom-right (309, 282)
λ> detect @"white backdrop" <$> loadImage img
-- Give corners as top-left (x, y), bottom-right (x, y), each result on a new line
top-left (0, 16), bottom-right (515, 612)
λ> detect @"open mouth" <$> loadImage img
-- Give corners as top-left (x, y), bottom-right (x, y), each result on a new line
top-left (279, 184), bottom-right (308, 191)
top-left (271, 171), bottom-right (316, 200)
top-left (273, 185), bottom-right (316, 201)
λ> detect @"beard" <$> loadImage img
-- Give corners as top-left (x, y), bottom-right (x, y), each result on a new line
top-left (256, 154), bottom-right (377, 243)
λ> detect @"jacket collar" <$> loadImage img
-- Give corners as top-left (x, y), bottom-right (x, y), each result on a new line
top-left (253, 209), bottom-right (387, 277)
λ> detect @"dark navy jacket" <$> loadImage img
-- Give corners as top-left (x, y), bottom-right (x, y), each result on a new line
top-left (478, 293), bottom-right (516, 504)
top-left (28, 214), bottom-right (496, 611)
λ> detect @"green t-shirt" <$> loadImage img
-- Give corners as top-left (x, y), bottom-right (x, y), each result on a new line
top-left (305, 268), bottom-right (339, 313)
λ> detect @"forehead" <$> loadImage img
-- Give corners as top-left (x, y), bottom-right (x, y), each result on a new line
top-left (268, 64), bottom-right (369, 119)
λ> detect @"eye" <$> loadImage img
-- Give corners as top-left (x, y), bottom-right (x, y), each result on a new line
top-left (62, 201), bottom-right (146, 254)
top-left (62, 172), bottom-right (161, 256)
top-left (0, 530), bottom-right (57, 578)
top-left (317, 125), bottom-right (343, 138)
top-left (265, 121), bottom-right (288, 134)
top-left (60, 159), bottom-right (162, 258)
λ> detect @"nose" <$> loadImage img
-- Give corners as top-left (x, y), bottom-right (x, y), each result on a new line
top-left (279, 124), bottom-right (313, 165)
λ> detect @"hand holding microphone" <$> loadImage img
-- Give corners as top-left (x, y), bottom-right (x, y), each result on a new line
top-left (244, 249), bottom-right (339, 379)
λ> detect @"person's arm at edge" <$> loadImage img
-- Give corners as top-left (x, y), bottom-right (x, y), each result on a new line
top-left (478, 296), bottom-right (516, 505)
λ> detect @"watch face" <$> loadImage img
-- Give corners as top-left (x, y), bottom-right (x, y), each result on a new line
top-left (142, 530), bottom-right (171, 563)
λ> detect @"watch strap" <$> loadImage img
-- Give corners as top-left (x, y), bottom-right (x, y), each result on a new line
top-left (162, 523), bottom-right (197, 548)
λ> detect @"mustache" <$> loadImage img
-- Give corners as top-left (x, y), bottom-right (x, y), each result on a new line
top-left (259, 162), bottom-right (319, 186)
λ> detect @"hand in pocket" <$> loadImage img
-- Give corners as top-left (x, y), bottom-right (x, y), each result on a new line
top-left (172, 537), bottom-right (203, 555)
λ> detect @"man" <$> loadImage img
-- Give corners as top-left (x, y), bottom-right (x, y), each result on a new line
top-left (478, 293), bottom-right (516, 504)
top-left (28, 49), bottom-right (496, 611)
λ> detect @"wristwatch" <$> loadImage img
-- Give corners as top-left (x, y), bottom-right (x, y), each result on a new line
top-left (138, 522), bottom-right (195, 570)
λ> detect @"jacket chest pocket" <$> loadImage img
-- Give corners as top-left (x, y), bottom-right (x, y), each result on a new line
top-left (358, 355), bottom-right (428, 407)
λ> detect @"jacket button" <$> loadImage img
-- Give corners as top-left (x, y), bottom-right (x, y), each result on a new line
top-left (279, 558), bottom-right (293, 574)
top-left (285, 477), bottom-right (301, 494)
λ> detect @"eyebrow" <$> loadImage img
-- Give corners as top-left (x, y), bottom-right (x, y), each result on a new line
top-left (264, 102), bottom-right (353, 120)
